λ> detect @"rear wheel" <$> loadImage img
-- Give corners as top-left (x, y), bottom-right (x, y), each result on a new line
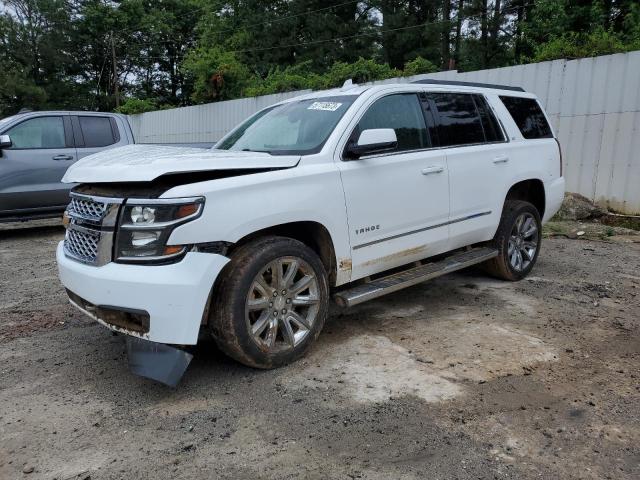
top-left (209, 236), bottom-right (329, 369)
top-left (483, 200), bottom-right (542, 281)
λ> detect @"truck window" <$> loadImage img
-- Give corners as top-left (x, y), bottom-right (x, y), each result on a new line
top-left (428, 93), bottom-right (485, 147)
top-left (499, 96), bottom-right (553, 139)
top-left (474, 95), bottom-right (505, 143)
top-left (79, 116), bottom-right (117, 147)
top-left (354, 93), bottom-right (429, 153)
top-left (5, 116), bottom-right (65, 149)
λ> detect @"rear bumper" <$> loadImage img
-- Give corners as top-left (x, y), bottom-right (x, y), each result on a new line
top-left (56, 242), bottom-right (229, 345)
top-left (543, 177), bottom-right (565, 223)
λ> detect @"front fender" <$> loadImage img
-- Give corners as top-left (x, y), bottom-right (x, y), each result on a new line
top-left (164, 164), bottom-right (352, 284)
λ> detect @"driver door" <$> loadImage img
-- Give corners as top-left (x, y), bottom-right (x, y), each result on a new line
top-left (337, 93), bottom-right (450, 280)
top-left (0, 115), bottom-right (77, 214)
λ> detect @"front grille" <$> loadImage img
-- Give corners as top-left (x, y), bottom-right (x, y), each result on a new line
top-left (68, 196), bottom-right (108, 222)
top-left (64, 228), bottom-right (100, 263)
top-left (64, 193), bottom-right (123, 266)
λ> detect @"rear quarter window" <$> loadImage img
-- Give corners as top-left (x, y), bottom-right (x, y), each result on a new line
top-left (499, 96), bottom-right (553, 139)
top-left (79, 116), bottom-right (118, 148)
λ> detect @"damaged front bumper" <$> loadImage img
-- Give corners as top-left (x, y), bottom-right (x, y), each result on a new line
top-left (56, 242), bottom-right (229, 345)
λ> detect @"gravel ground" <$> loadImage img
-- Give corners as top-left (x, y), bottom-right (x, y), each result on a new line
top-left (0, 219), bottom-right (638, 480)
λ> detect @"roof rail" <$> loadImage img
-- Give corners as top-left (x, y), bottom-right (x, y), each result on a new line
top-left (411, 79), bottom-right (525, 92)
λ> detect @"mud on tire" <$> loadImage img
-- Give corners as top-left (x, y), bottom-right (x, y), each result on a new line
top-left (209, 236), bottom-right (329, 369)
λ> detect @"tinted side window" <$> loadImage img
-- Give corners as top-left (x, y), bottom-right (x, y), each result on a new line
top-left (474, 95), bottom-right (505, 142)
top-left (6, 116), bottom-right (66, 149)
top-left (79, 116), bottom-right (116, 147)
top-left (355, 94), bottom-right (429, 153)
top-left (429, 93), bottom-right (485, 147)
top-left (499, 96), bottom-right (552, 139)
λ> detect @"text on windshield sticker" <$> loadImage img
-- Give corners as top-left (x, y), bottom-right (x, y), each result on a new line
top-left (307, 102), bottom-right (343, 112)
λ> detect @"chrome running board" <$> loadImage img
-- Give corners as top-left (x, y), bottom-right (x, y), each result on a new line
top-left (333, 247), bottom-right (498, 308)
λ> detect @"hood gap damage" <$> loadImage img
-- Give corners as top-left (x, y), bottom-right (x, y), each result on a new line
top-left (73, 167), bottom-right (291, 198)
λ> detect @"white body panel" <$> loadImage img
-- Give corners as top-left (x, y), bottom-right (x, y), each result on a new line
top-left (57, 243), bottom-right (228, 344)
top-left (56, 83), bottom-right (565, 346)
top-left (62, 144), bottom-right (300, 183)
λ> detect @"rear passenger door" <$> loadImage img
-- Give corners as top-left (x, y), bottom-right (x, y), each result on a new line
top-left (423, 92), bottom-right (509, 249)
top-left (72, 115), bottom-right (127, 160)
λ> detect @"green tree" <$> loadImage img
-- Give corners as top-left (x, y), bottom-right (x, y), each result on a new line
top-left (182, 46), bottom-right (255, 102)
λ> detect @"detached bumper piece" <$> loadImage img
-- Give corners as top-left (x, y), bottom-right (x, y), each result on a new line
top-left (66, 289), bottom-right (150, 334)
top-left (126, 336), bottom-right (193, 387)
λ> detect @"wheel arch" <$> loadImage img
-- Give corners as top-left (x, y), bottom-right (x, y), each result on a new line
top-left (229, 221), bottom-right (338, 287)
top-left (504, 179), bottom-right (546, 218)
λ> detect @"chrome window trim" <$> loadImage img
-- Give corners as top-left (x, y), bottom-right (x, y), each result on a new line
top-left (338, 89), bottom-right (510, 163)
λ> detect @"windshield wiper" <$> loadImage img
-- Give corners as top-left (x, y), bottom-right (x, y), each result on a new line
top-left (241, 148), bottom-right (272, 154)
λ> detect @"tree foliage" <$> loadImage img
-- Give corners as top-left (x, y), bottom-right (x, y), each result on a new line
top-left (0, 0), bottom-right (638, 117)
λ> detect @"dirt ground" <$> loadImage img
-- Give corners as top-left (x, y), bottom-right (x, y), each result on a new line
top-left (0, 219), bottom-right (638, 480)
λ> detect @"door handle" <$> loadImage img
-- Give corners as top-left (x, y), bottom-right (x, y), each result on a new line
top-left (52, 154), bottom-right (74, 161)
top-left (493, 155), bottom-right (509, 164)
top-left (421, 165), bottom-right (444, 175)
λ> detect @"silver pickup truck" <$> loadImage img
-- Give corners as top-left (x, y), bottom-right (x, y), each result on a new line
top-left (0, 111), bottom-right (134, 222)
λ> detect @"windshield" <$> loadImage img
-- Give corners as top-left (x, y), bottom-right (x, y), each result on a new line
top-left (216, 95), bottom-right (358, 155)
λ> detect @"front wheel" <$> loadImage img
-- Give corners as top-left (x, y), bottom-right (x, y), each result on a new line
top-left (209, 236), bottom-right (329, 369)
top-left (483, 200), bottom-right (542, 281)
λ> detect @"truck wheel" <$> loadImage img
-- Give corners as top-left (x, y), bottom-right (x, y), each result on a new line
top-left (483, 200), bottom-right (542, 281)
top-left (209, 236), bottom-right (329, 369)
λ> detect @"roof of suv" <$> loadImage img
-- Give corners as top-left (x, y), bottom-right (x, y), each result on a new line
top-left (283, 80), bottom-right (534, 105)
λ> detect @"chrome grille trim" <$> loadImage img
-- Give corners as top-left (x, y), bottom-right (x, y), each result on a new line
top-left (68, 196), bottom-right (107, 222)
top-left (64, 193), bottom-right (124, 266)
top-left (64, 228), bottom-right (100, 263)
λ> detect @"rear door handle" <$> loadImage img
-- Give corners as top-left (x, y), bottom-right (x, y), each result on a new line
top-left (52, 154), bottom-right (74, 161)
top-left (493, 155), bottom-right (509, 164)
top-left (421, 165), bottom-right (444, 175)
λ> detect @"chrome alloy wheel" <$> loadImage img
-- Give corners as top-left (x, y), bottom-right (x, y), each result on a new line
top-left (508, 212), bottom-right (539, 272)
top-left (245, 256), bottom-right (320, 352)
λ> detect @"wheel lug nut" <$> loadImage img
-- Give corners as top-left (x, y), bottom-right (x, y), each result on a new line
top-left (281, 290), bottom-right (286, 295)
top-left (286, 298), bottom-right (291, 304)
top-left (269, 302), bottom-right (273, 308)
top-left (281, 309), bottom-right (287, 314)
top-left (273, 292), bottom-right (278, 297)
top-left (273, 311), bottom-right (278, 316)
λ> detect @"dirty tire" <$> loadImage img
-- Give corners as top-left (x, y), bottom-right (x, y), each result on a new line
top-left (483, 200), bottom-right (542, 281)
top-left (209, 236), bottom-right (329, 369)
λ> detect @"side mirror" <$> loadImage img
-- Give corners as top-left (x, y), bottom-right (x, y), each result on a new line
top-left (345, 128), bottom-right (397, 159)
top-left (0, 135), bottom-right (12, 149)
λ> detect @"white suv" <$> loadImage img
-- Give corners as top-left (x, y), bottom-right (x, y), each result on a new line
top-left (57, 80), bottom-right (565, 371)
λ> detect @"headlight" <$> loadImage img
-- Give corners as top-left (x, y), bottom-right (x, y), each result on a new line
top-left (115, 197), bottom-right (204, 263)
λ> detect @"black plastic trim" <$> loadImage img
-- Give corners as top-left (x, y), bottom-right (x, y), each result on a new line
top-left (412, 79), bottom-right (525, 92)
top-left (353, 211), bottom-right (492, 249)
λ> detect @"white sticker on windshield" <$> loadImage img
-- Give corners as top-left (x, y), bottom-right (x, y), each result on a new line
top-left (307, 101), bottom-right (342, 112)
